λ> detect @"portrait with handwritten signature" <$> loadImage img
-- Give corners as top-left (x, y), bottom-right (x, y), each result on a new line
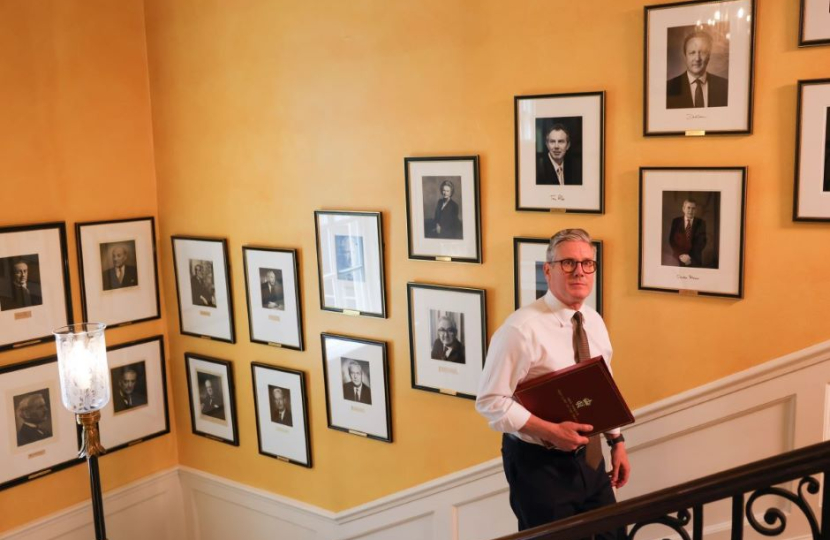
top-left (661, 190), bottom-right (720, 269)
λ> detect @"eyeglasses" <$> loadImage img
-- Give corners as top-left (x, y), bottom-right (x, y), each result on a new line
top-left (437, 328), bottom-right (457, 334)
top-left (551, 259), bottom-right (597, 274)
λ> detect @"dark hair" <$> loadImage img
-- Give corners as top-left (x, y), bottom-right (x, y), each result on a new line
top-left (544, 123), bottom-right (571, 144)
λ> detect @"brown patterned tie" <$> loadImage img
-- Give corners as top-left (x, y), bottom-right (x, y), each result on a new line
top-left (685, 219), bottom-right (692, 242)
top-left (572, 312), bottom-right (603, 470)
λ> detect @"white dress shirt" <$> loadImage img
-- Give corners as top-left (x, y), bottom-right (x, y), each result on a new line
top-left (686, 71), bottom-right (709, 107)
top-left (475, 290), bottom-right (619, 446)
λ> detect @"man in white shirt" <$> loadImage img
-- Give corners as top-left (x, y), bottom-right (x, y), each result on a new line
top-left (476, 228), bottom-right (630, 533)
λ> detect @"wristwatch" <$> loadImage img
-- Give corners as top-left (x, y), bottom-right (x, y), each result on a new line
top-left (606, 434), bottom-right (625, 448)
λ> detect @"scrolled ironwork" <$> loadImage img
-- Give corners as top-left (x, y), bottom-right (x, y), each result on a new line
top-left (627, 508), bottom-right (692, 540)
top-left (745, 476), bottom-right (821, 539)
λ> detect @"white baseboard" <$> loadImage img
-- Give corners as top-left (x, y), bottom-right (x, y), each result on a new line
top-left (6, 339), bottom-right (830, 540)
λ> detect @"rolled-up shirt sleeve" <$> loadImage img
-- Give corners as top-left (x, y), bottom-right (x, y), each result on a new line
top-left (476, 325), bottom-right (533, 433)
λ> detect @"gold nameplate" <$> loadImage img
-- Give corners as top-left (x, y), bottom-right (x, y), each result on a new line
top-left (199, 310), bottom-right (211, 317)
top-left (28, 469), bottom-right (52, 480)
top-left (128, 439), bottom-right (144, 447)
top-left (28, 450), bottom-right (46, 459)
top-left (116, 321), bottom-right (133, 327)
top-left (268, 315), bottom-right (281, 322)
top-left (14, 311), bottom-right (32, 320)
top-left (439, 388), bottom-right (457, 396)
top-left (268, 342), bottom-right (283, 348)
top-left (348, 429), bottom-right (368, 437)
top-left (549, 208), bottom-right (566, 214)
top-left (435, 256), bottom-right (452, 262)
top-left (14, 339), bottom-right (41, 348)
top-left (350, 405), bottom-right (365, 413)
top-left (685, 130), bottom-right (706, 137)
top-left (206, 435), bottom-right (223, 443)
top-left (200, 335), bottom-right (212, 340)
top-left (343, 309), bottom-right (360, 317)
top-left (678, 289), bottom-right (699, 296)
top-left (277, 456), bottom-right (289, 463)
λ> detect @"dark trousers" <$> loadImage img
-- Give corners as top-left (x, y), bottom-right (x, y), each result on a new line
top-left (502, 434), bottom-right (619, 536)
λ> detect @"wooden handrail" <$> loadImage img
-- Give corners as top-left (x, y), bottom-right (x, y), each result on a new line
top-left (492, 440), bottom-right (830, 540)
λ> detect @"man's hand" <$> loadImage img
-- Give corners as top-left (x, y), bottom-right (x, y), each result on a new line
top-left (520, 416), bottom-right (591, 451)
top-left (679, 254), bottom-right (692, 265)
top-left (609, 443), bottom-right (631, 488)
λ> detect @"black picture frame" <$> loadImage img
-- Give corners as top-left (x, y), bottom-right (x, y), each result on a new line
top-left (644, 0), bottom-right (756, 137)
top-left (242, 246), bottom-right (305, 350)
top-left (251, 362), bottom-right (312, 467)
top-left (513, 237), bottom-right (604, 315)
top-left (314, 210), bottom-right (387, 318)
top-left (404, 156), bottom-right (482, 263)
top-left (185, 353), bottom-right (239, 446)
top-left (0, 222), bottom-right (73, 352)
top-left (171, 235), bottom-right (236, 343)
top-left (76, 217), bottom-right (161, 329)
top-left (794, 78), bottom-right (830, 222)
top-left (639, 166), bottom-right (747, 298)
top-left (514, 91), bottom-right (605, 213)
top-left (799, 0), bottom-right (830, 47)
top-left (321, 333), bottom-right (392, 443)
top-left (407, 282), bottom-right (487, 400)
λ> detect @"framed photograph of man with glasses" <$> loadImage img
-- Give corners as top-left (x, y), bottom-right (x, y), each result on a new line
top-left (514, 238), bottom-right (603, 314)
top-left (407, 283), bottom-right (486, 400)
top-left (639, 167), bottom-right (746, 298)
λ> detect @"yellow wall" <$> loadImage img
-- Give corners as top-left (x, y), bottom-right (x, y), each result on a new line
top-left (0, 1), bottom-right (175, 532)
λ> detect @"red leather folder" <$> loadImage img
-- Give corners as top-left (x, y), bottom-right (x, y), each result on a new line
top-left (513, 356), bottom-right (634, 436)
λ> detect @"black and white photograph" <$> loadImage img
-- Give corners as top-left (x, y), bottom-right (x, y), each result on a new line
top-left (321, 333), bottom-right (391, 442)
top-left (407, 283), bottom-right (486, 400)
top-left (1, 356), bottom-right (81, 491)
top-left (185, 353), bottom-right (238, 445)
top-left (513, 238), bottom-right (603, 314)
top-left (251, 363), bottom-right (311, 467)
top-left (172, 236), bottom-right (235, 343)
top-left (0, 222), bottom-right (73, 352)
top-left (243, 247), bottom-right (304, 350)
top-left (98, 336), bottom-right (170, 453)
top-left (314, 211), bottom-right (386, 317)
top-left (799, 0), bottom-right (830, 47)
top-left (515, 92), bottom-right (604, 213)
top-left (794, 78), bottom-right (830, 221)
top-left (405, 156), bottom-right (482, 262)
top-left (645, 0), bottom-right (755, 136)
top-left (77, 217), bottom-right (160, 328)
top-left (640, 167), bottom-right (746, 298)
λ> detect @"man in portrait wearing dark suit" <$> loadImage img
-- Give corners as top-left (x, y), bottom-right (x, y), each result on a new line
top-left (261, 270), bottom-right (284, 310)
top-left (16, 393), bottom-right (52, 447)
top-left (668, 199), bottom-right (707, 267)
top-left (200, 378), bottom-right (225, 420)
top-left (102, 245), bottom-right (138, 291)
top-left (666, 30), bottom-right (728, 109)
top-left (536, 124), bottom-right (582, 185)
top-left (113, 366), bottom-right (147, 413)
top-left (430, 315), bottom-right (466, 364)
top-left (1, 259), bottom-right (42, 311)
top-left (426, 180), bottom-right (462, 239)
top-left (342, 361), bottom-right (372, 405)
top-left (269, 386), bottom-right (293, 426)
top-left (190, 263), bottom-right (215, 307)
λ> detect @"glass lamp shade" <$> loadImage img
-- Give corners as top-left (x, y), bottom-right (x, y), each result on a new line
top-left (54, 323), bottom-right (111, 413)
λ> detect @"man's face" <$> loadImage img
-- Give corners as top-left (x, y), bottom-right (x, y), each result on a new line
top-left (112, 248), bottom-right (127, 269)
top-left (349, 365), bottom-right (362, 386)
top-left (545, 129), bottom-right (570, 163)
top-left (544, 241), bottom-right (595, 309)
top-left (266, 271), bottom-right (276, 285)
top-left (437, 320), bottom-right (457, 347)
top-left (682, 201), bottom-right (697, 220)
top-left (23, 396), bottom-right (48, 424)
top-left (195, 265), bottom-right (203, 280)
top-left (205, 380), bottom-right (214, 397)
top-left (272, 389), bottom-right (286, 412)
top-left (441, 185), bottom-right (452, 200)
top-left (12, 262), bottom-right (28, 287)
top-left (120, 371), bottom-right (137, 395)
top-left (684, 37), bottom-right (711, 78)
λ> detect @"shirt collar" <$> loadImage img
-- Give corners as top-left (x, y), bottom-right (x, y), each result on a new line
top-left (547, 154), bottom-right (564, 170)
top-left (542, 290), bottom-right (582, 327)
top-left (686, 71), bottom-right (708, 85)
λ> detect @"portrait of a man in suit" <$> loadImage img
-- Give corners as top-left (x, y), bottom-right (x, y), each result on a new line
top-left (423, 176), bottom-right (463, 240)
top-left (0, 256), bottom-right (43, 312)
top-left (198, 374), bottom-right (225, 421)
top-left (13, 389), bottom-right (52, 447)
top-left (269, 385), bottom-right (293, 426)
top-left (190, 260), bottom-right (216, 307)
top-left (666, 29), bottom-right (729, 109)
top-left (430, 311), bottom-right (466, 364)
top-left (260, 268), bottom-right (284, 310)
top-left (100, 241), bottom-right (139, 291)
top-left (342, 359), bottom-right (372, 405)
top-left (111, 362), bottom-right (148, 414)
top-left (535, 119), bottom-right (583, 186)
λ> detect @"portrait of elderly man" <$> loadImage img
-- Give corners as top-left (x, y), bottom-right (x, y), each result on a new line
top-left (342, 359), bottom-right (372, 405)
top-left (190, 261), bottom-right (216, 307)
top-left (112, 364), bottom-right (148, 413)
top-left (199, 376), bottom-right (225, 420)
top-left (430, 313), bottom-right (466, 364)
top-left (15, 391), bottom-right (52, 447)
top-left (1, 257), bottom-right (43, 311)
top-left (101, 242), bottom-right (138, 291)
top-left (666, 29), bottom-right (729, 109)
top-left (269, 386), bottom-right (293, 427)
top-left (536, 123), bottom-right (582, 186)
top-left (260, 268), bottom-right (284, 310)
top-left (668, 198), bottom-right (708, 268)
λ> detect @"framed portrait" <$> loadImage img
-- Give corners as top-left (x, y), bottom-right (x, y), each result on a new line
top-left (0, 356), bottom-right (82, 491)
top-left (251, 363), bottom-right (311, 467)
top-left (513, 237), bottom-right (603, 314)
top-left (794, 78), bottom-right (830, 221)
top-left (185, 353), bottom-right (239, 446)
top-left (404, 156), bottom-right (482, 263)
top-left (799, 0), bottom-right (830, 47)
top-left (407, 283), bottom-right (487, 400)
top-left (0, 222), bottom-right (73, 352)
top-left (639, 167), bottom-right (746, 298)
top-left (321, 333), bottom-right (391, 442)
top-left (314, 211), bottom-right (387, 318)
top-left (514, 92), bottom-right (605, 213)
top-left (76, 217), bottom-right (161, 329)
top-left (172, 236), bottom-right (236, 343)
top-left (242, 247), bottom-right (304, 350)
top-left (98, 336), bottom-right (169, 453)
top-left (644, 0), bottom-right (756, 136)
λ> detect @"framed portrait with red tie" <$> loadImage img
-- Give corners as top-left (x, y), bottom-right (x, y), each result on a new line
top-left (76, 217), bottom-right (161, 329)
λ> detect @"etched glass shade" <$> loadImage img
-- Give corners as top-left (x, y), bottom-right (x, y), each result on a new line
top-left (54, 323), bottom-right (111, 413)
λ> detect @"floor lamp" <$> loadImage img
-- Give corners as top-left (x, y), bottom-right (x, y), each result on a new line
top-left (54, 323), bottom-right (110, 540)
